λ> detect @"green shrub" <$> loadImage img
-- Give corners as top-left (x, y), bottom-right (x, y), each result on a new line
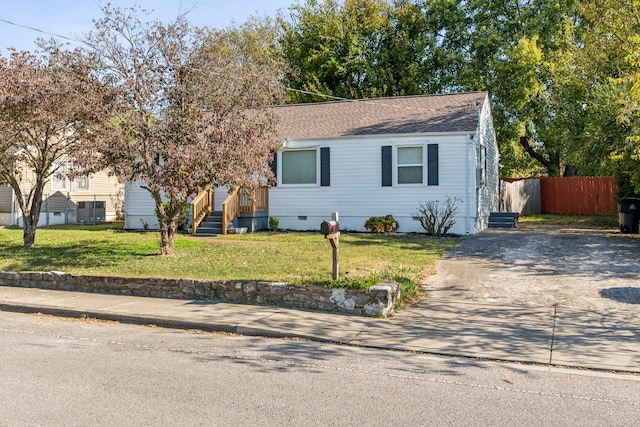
top-left (268, 216), bottom-right (279, 231)
top-left (364, 215), bottom-right (398, 233)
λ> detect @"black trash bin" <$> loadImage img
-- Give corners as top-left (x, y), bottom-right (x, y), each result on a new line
top-left (618, 198), bottom-right (640, 234)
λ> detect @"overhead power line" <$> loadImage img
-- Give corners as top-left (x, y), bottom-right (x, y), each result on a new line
top-left (0, 17), bottom-right (79, 44)
top-left (0, 17), bottom-right (480, 115)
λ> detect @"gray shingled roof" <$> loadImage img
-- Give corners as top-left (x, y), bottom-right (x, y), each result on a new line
top-left (272, 91), bottom-right (488, 140)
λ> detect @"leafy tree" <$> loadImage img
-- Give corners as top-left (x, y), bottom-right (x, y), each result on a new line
top-left (0, 44), bottom-right (111, 248)
top-left (577, 0), bottom-right (640, 194)
top-left (279, 0), bottom-right (467, 101)
top-left (279, 0), bottom-right (391, 102)
top-left (278, 0), bottom-right (586, 175)
top-left (86, 6), bottom-right (286, 256)
top-left (453, 0), bottom-right (583, 177)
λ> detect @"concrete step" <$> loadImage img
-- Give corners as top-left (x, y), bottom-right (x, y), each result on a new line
top-left (488, 222), bottom-right (516, 228)
top-left (488, 212), bottom-right (518, 229)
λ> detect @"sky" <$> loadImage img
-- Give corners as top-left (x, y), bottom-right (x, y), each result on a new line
top-left (0, 0), bottom-right (296, 53)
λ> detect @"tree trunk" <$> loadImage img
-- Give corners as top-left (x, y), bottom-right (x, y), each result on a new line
top-left (159, 224), bottom-right (177, 256)
top-left (23, 219), bottom-right (37, 249)
top-left (150, 190), bottom-right (182, 256)
top-left (20, 196), bottom-right (43, 249)
top-left (547, 152), bottom-right (561, 177)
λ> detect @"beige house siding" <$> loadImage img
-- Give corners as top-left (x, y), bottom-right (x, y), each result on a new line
top-left (0, 185), bottom-right (12, 213)
top-left (1, 167), bottom-right (123, 227)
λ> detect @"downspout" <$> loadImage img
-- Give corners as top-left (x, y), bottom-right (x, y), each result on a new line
top-left (475, 105), bottom-right (484, 232)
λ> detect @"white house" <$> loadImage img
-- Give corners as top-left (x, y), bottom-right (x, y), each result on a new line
top-left (269, 91), bottom-right (499, 234)
top-left (122, 91), bottom-right (499, 235)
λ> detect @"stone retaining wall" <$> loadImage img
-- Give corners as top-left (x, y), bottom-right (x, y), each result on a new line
top-left (0, 271), bottom-right (399, 317)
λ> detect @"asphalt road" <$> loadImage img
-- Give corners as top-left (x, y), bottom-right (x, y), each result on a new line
top-left (2, 311), bottom-right (639, 426)
top-left (426, 225), bottom-right (640, 311)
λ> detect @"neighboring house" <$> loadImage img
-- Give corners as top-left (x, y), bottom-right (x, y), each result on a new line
top-left (123, 91), bottom-right (499, 235)
top-left (0, 163), bottom-right (124, 227)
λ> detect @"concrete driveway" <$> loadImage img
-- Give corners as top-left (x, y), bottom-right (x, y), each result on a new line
top-left (424, 224), bottom-right (640, 312)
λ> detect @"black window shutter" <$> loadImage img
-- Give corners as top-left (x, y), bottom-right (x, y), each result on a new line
top-left (320, 147), bottom-right (330, 186)
top-left (269, 152), bottom-right (278, 186)
top-left (381, 146), bottom-right (392, 187)
top-left (428, 144), bottom-right (439, 186)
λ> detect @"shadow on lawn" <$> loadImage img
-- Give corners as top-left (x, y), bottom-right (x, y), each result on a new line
top-left (0, 240), bottom-right (158, 272)
top-left (343, 232), bottom-right (461, 253)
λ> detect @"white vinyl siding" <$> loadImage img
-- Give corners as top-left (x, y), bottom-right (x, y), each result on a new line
top-left (270, 134), bottom-right (472, 234)
top-left (474, 97), bottom-right (500, 232)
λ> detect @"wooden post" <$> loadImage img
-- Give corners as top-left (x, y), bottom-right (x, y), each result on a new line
top-left (328, 232), bottom-right (339, 280)
top-left (330, 212), bottom-right (339, 280)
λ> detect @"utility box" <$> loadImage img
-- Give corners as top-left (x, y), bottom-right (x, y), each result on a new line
top-left (320, 220), bottom-right (339, 236)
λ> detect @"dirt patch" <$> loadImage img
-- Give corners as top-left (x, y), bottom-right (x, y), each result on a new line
top-left (424, 225), bottom-right (640, 312)
top-left (185, 237), bottom-right (286, 245)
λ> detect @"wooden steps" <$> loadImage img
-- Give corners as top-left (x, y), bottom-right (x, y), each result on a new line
top-left (194, 211), bottom-right (223, 235)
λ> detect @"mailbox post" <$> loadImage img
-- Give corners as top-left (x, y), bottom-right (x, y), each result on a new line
top-left (321, 212), bottom-right (340, 280)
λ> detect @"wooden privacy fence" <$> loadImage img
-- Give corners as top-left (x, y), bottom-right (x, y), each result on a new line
top-left (500, 178), bottom-right (541, 215)
top-left (540, 177), bottom-right (617, 215)
top-left (500, 177), bottom-right (617, 215)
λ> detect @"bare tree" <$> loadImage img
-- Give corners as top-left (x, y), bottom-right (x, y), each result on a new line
top-left (86, 6), bottom-right (285, 256)
top-left (0, 45), bottom-right (113, 248)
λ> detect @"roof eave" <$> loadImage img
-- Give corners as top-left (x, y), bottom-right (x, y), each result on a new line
top-left (282, 130), bottom-right (477, 144)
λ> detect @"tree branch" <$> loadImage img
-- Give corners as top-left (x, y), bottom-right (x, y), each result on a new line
top-left (519, 135), bottom-right (551, 170)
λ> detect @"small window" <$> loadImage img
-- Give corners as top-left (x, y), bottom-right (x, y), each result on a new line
top-left (75, 176), bottom-right (89, 191)
top-left (397, 146), bottom-right (423, 184)
top-left (281, 149), bottom-right (317, 185)
top-left (51, 163), bottom-right (68, 191)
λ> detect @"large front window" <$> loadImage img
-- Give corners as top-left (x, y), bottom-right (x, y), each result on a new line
top-left (281, 149), bottom-right (317, 185)
top-left (397, 146), bottom-right (423, 184)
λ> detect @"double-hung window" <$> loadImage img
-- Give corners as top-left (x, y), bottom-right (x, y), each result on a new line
top-left (397, 146), bottom-right (423, 184)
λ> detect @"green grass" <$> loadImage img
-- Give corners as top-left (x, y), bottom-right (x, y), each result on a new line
top-left (0, 223), bottom-right (459, 298)
top-left (519, 214), bottom-right (619, 229)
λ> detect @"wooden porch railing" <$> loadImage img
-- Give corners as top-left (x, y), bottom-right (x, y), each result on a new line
top-left (222, 186), bottom-right (269, 234)
top-left (222, 187), bottom-right (241, 235)
top-left (190, 187), bottom-right (214, 234)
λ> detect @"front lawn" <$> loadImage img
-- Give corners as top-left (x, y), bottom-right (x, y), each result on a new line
top-left (0, 223), bottom-right (459, 303)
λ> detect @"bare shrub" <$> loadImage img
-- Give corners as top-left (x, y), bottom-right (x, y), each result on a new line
top-left (412, 198), bottom-right (458, 237)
